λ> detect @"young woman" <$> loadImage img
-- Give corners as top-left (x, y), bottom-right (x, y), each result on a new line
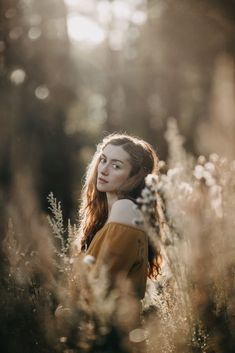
top-left (78, 133), bottom-right (162, 300)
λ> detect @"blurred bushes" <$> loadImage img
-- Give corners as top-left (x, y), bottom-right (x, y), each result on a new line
top-left (0, 0), bottom-right (235, 351)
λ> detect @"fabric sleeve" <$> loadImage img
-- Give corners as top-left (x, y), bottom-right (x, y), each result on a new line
top-left (92, 223), bottom-right (142, 278)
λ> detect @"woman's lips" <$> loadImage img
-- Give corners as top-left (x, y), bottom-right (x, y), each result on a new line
top-left (98, 177), bottom-right (108, 183)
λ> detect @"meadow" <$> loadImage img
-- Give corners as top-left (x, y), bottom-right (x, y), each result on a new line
top-left (2, 119), bottom-right (235, 353)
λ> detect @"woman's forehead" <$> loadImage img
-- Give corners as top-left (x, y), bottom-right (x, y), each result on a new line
top-left (102, 144), bottom-right (130, 162)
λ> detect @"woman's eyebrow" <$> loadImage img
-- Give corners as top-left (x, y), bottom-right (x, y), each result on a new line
top-left (101, 153), bottom-right (124, 164)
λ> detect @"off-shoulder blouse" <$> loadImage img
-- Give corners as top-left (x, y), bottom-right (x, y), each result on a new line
top-left (87, 222), bottom-right (148, 299)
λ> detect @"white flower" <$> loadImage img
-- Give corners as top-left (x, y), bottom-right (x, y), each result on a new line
top-left (209, 153), bottom-right (219, 163)
top-left (140, 205), bottom-right (148, 213)
top-left (145, 174), bottom-right (158, 187)
top-left (211, 198), bottom-right (223, 218)
top-left (204, 162), bottom-right (215, 173)
top-left (193, 165), bottom-right (204, 179)
top-left (197, 155), bottom-right (206, 165)
top-left (141, 187), bottom-right (151, 198)
top-left (136, 197), bottom-right (143, 204)
top-left (203, 171), bottom-right (215, 186)
top-left (178, 182), bottom-right (193, 195)
top-left (129, 328), bottom-right (148, 343)
top-left (167, 167), bottom-right (182, 179)
top-left (159, 160), bottom-right (166, 170)
top-left (210, 185), bottom-right (222, 197)
top-left (83, 254), bottom-right (96, 265)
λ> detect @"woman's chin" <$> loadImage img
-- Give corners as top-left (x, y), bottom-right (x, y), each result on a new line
top-left (97, 184), bottom-right (107, 192)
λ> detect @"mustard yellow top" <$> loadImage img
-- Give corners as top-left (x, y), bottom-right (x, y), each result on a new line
top-left (87, 222), bottom-right (148, 299)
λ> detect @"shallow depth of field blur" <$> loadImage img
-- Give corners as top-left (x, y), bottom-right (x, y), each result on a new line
top-left (1, 0), bottom-right (235, 352)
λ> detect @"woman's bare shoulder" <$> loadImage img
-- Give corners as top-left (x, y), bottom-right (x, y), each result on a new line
top-left (108, 199), bottom-right (144, 229)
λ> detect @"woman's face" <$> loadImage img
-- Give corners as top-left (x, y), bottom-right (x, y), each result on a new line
top-left (97, 144), bottom-right (132, 194)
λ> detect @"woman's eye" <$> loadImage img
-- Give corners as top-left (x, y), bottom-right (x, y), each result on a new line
top-left (112, 164), bottom-right (120, 169)
top-left (100, 158), bottom-right (106, 164)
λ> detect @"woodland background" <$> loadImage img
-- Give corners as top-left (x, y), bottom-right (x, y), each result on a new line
top-left (0, 0), bottom-right (235, 352)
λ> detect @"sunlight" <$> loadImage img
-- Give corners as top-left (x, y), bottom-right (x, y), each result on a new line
top-left (97, 0), bottom-right (147, 25)
top-left (113, 1), bottom-right (132, 20)
top-left (67, 14), bottom-right (105, 45)
top-left (65, 0), bottom-right (147, 47)
top-left (64, 0), bottom-right (95, 11)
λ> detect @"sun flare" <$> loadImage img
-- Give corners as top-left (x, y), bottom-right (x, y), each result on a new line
top-left (67, 14), bottom-right (105, 45)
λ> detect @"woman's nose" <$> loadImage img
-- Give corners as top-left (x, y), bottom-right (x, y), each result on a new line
top-left (101, 164), bottom-right (109, 175)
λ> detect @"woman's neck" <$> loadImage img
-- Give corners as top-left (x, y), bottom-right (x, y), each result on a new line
top-left (106, 192), bottom-right (118, 215)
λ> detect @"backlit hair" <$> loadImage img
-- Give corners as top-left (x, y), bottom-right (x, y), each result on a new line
top-left (77, 133), bottom-right (162, 279)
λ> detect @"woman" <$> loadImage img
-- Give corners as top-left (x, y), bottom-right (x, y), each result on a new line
top-left (77, 133), bottom-right (162, 300)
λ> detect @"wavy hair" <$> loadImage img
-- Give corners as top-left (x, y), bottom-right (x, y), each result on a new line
top-left (78, 133), bottom-right (162, 279)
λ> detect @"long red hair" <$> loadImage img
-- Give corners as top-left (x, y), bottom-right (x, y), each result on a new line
top-left (77, 133), bottom-right (162, 279)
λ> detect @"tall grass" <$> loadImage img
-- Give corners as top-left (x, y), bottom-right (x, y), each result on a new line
top-left (142, 119), bottom-right (235, 353)
top-left (2, 117), bottom-right (235, 352)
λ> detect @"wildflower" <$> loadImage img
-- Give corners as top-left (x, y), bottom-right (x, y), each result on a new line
top-left (140, 205), bottom-right (148, 213)
top-left (129, 328), bottom-right (147, 343)
top-left (210, 185), bottom-right (222, 197)
top-left (209, 153), bottom-right (219, 163)
top-left (145, 173), bottom-right (159, 188)
top-left (178, 182), bottom-right (193, 195)
top-left (203, 172), bottom-right (215, 187)
top-left (167, 167), bottom-right (183, 179)
top-left (219, 157), bottom-right (227, 166)
top-left (198, 155), bottom-right (206, 165)
top-left (141, 187), bottom-right (151, 198)
top-left (136, 197), bottom-right (142, 204)
top-left (159, 160), bottom-right (166, 171)
top-left (193, 165), bottom-right (215, 186)
top-left (204, 162), bottom-right (215, 173)
top-left (83, 254), bottom-right (96, 265)
top-left (193, 165), bottom-right (204, 179)
top-left (211, 198), bottom-right (223, 218)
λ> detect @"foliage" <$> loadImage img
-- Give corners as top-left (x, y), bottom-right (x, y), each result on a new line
top-left (141, 119), bottom-right (235, 353)
top-left (2, 120), bottom-right (235, 353)
top-left (1, 1), bottom-right (235, 352)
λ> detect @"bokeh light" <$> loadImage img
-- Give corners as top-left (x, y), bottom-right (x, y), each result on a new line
top-left (35, 85), bottom-right (50, 100)
top-left (9, 27), bottom-right (23, 40)
top-left (67, 14), bottom-right (105, 44)
top-left (10, 69), bottom-right (26, 85)
top-left (28, 27), bottom-right (42, 40)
